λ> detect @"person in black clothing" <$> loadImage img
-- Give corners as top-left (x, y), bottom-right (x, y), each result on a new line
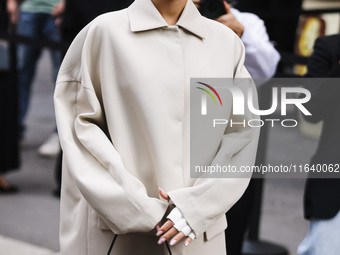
top-left (61, 0), bottom-right (134, 48)
top-left (298, 34), bottom-right (340, 255)
top-left (0, 0), bottom-right (19, 194)
top-left (235, 0), bottom-right (303, 52)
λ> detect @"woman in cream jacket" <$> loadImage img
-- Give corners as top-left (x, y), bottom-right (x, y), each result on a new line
top-left (54, 0), bottom-right (260, 254)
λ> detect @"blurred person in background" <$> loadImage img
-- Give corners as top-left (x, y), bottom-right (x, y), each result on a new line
top-left (297, 34), bottom-right (340, 255)
top-left (0, 0), bottom-right (20, 194)
top-left (6, 0), bottom-right (64, 157)
top-left (60, 0), bottom-right (134, 47)
top-left (193, 0), bottom-right (280, 79)
top-left (193, 1), bottom-right (280, 254)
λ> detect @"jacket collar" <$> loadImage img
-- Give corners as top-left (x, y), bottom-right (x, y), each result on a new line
top-left (127, 0), bottom-right (206, 39)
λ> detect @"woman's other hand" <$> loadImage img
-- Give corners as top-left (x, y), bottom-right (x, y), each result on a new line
top-left (156, 188), bottom-right (193, 247)
top-left (215, 1), bottom-right (244, 38)
top-left (7, 0), bottom-right (19, 24)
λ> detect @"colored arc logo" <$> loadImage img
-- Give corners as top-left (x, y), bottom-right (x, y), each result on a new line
top-left (196, 82), bottom-right (222, 106)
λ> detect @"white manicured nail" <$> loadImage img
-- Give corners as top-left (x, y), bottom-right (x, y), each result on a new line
top-left (170, 239), bottom-right (177, 246)
top-left (158, 238), bottom-right (166, 244)
top-left (156, 230), bottom-right (163, 236)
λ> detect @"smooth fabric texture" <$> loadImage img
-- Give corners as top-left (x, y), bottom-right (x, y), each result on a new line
top-left (54, 0), bottom-right (260, 254)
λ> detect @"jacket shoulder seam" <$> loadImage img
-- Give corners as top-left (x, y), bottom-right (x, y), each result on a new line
top-left (56, 80), bottom-right (81, 85)
top-left (56, 80), bottom-right (95, 93)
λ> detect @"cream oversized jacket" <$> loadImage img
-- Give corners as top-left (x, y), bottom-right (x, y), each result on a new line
top-left (54, 0), bottom-right (260, 254)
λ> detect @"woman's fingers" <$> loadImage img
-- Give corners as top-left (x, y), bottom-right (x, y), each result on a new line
top-left (156, 189), bottom-right (192, 247)
top-left (158, 227), bottom-right (178, 244)
top-left (169, 231), bottom-right (185, 246)
top-left (157, 219), bottom-right (174, 236)
top-left (158, 228), bottom-right (192, 246)
top-left (158, 188), bottom-right (170, 201)
top-left (184, 237), bottom-right (192, 246)
top-left (223, 0), bottom-right (232, 13)
top-left (157, 220), bottom-right (193, 247)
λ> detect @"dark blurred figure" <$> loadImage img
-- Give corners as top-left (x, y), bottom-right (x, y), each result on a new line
top-left (61, 0), bottom-right (134, 47)
top-left (53, 0), bottom-right (134, 197)
top-left (236, 0), bottom-right (303, 52)
top-left (0, 0), bottom-right (19, 193)
top-left (297, 34), bottom-right (340, 255)
top-left (6, 0), bottom-right (64, 157)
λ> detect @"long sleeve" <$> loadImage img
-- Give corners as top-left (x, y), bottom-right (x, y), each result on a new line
top-left (168, 42), bottom-right (260, 237)
top-left (54, 25), bottom-right (168, 234)
top-left (232, 8), bottom-right (280, 79)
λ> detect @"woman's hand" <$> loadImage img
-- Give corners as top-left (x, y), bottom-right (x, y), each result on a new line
top-left (192, 0), bottom-right (201, 9)
top-left (51, 0), bottom-right (65, 17)
top-left (215, 1), bottom-right (244, 38)
top-left (7, 0), bottom-right (19, 24)
top-left (155, 188), bottom-right (193, 247)
top-left (193, 0), bottom-right (244, 38)
top-left (51, 0), bottom-right (65, 27)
